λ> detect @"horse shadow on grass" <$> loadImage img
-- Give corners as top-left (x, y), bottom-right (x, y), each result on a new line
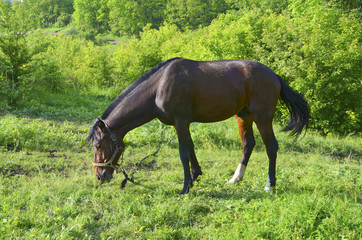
top-left (118, 177), bottom-right (271, 201)
top-left (197, 185), bottom-right (270, 202)
top-left (111, 161), bottom-right (315, 200)
top-left (111, 178), bottom-right (322, 203)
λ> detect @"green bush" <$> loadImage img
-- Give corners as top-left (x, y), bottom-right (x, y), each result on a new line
top-left (1, 0), bottom-right (360, 135)
top-left (43, 35), bottom-right (114, 89)
top-left (255, 1), bottom-right (361, 134)
top-left (26, 52), bottom-right (64, 92)
top-left (109, 1), bottom-right (361, 134)
top-left (0, 1), bottom-right (30, 105)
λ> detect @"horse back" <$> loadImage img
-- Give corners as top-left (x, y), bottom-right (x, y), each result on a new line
top-left (155, 59), bottom-right (280, 124)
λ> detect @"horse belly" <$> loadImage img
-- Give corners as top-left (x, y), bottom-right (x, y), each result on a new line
top-left (192, 81), bottom-right (247, 123)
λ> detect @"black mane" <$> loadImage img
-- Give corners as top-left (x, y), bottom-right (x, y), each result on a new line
top-left (101, 57), bottom-right (181, 120)
top-left (86, 123), bottom-right (97, 143)
top-left (87, 117), bottom-right (102, 143)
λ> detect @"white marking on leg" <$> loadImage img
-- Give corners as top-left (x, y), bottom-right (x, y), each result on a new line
top-left (264, 177), bottom-right (274, 193)
top-left (228, 163), bottom-right (246, 184)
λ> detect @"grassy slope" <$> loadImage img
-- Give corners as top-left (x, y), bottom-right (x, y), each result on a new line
top-left (0, 89), bottom-right (361, 239)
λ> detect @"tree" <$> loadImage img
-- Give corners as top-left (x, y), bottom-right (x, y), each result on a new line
top-left (225, 0), bottom-right (289, 13)
top-left (108, 0), bottom-right (165, 36)
top-left (0, 1), bottom-right (30, 105)
top-left (252, 0), bottom-right (362, 134)
top-left (165, 0), bottom-right (228, 31)
top-left (73, 0), bottom-right (110, 36)
top-left (31, 0), bottom-right (74, 27)
top-left (6, 0), bottom-right (74, 29)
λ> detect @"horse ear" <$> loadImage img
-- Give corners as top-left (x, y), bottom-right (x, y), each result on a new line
top-left (95, 117), bottom-right (106, 133)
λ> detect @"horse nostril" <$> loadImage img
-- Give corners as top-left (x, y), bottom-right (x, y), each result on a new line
top-left (97, 174), bottom-right (102, 182)
top-left (105, 171), bottom-right (113, 182)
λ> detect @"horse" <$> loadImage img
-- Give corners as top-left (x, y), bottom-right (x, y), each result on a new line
top-left (87, 57), bottom-right (309, 195)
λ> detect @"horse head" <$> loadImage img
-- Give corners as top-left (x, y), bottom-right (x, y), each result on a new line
top-left (87, 117), bottom-right (124, 184)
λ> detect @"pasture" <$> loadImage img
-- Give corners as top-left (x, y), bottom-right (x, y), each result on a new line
top-left (0, 90), bottom-right (361, 239)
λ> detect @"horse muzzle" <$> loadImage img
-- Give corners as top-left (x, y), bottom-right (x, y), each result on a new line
top-left (96, 169), bottom-right (113, 184)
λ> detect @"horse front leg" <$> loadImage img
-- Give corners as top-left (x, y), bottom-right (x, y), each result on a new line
top-left (175, 120), bottom-right (195, 195)
top-left (172, 124), bottom-right (202, 182)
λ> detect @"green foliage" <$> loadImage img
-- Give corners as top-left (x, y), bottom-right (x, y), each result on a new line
top-left (111, 24), bottom-right (179, 87)
top-left (13, 86), bottom-right (111, 120)
top-left (225, 0), bottom-right (290, 13)
top-left (71, 40), bottom-right (113, 88)
top-left (73, 0), bottom-right (110, 38)
top-left (164, 0), bottom-right (229, 31)
top-left (28, 0), bottom-right (74, 27)
top-left (27, 52), bottom-right (63, 92)
top-left (109, 1), bottom-right (361, 134)
top-left (25, 33), bottom-right (114, 90)
top-left (108, 0), bottom-right (166, 36)
top-left (0, 1), bottom-right (31, 105)
top-left (1, 0), bottom-right (360, 134)
top-left (327, 0), bottom-right (362, 12)
top-left (7, 0), bottom-right (73, 29)
top-left (255, 0), bottom-right (362, 134)
top-left (25, 30), bottom-right (63, 92)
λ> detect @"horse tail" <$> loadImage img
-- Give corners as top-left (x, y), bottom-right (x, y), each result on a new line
top-left (277, 75), bottom-right (310, 136)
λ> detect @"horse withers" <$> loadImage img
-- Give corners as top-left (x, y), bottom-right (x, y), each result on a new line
top-left (87, 58), bottom-right (309, 195)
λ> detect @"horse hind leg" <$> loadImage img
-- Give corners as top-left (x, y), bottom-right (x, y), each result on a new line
top-left (253, 112), bottom-right (279, 192)
top-left (228, 108), bottom-right (255, 184)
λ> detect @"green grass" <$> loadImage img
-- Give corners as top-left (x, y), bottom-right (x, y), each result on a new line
top-left (0, 89), bottom-right (361, 239)
top-left (1, 147), bottom-right (360, 239)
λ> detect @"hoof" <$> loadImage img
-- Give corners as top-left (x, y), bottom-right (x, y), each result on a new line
top-left (191, 168), bottom-right (202, 182)
top-left (179, 180), bottom-right (193, 195)
top-left (227, 176), bottom-right (243, 184)
top-left (264, 183), bottom-right (274, 193)
top-left (228, 164), bottom-right (246, 184)
top-left (179, 186), bottom-right (190, 196)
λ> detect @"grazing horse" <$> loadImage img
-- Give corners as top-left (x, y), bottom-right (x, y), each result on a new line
top-left (87, 58), bottom-right (309, 195)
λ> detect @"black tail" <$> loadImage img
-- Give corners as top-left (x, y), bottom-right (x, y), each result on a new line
top-left (277, 75), bottom-right (310, 136)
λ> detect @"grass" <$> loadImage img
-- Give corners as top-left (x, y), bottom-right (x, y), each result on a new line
top-left (1, 148), bottom-right (360, 239)
top-left (0, 89), bottom-right (361, 239)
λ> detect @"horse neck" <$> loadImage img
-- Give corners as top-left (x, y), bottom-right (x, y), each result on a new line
top-left (104, 82), bottom-right (157, 139)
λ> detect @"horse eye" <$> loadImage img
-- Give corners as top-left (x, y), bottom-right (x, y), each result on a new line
top-left (95, 144), bottom-right (101, 150)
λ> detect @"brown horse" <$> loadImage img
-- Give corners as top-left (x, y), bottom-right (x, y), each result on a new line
top-left (87, 58), bottom-right (309, 195)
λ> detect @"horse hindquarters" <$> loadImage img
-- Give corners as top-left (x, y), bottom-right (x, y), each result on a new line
top-left (240, 65), bottom-right (281, 191)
